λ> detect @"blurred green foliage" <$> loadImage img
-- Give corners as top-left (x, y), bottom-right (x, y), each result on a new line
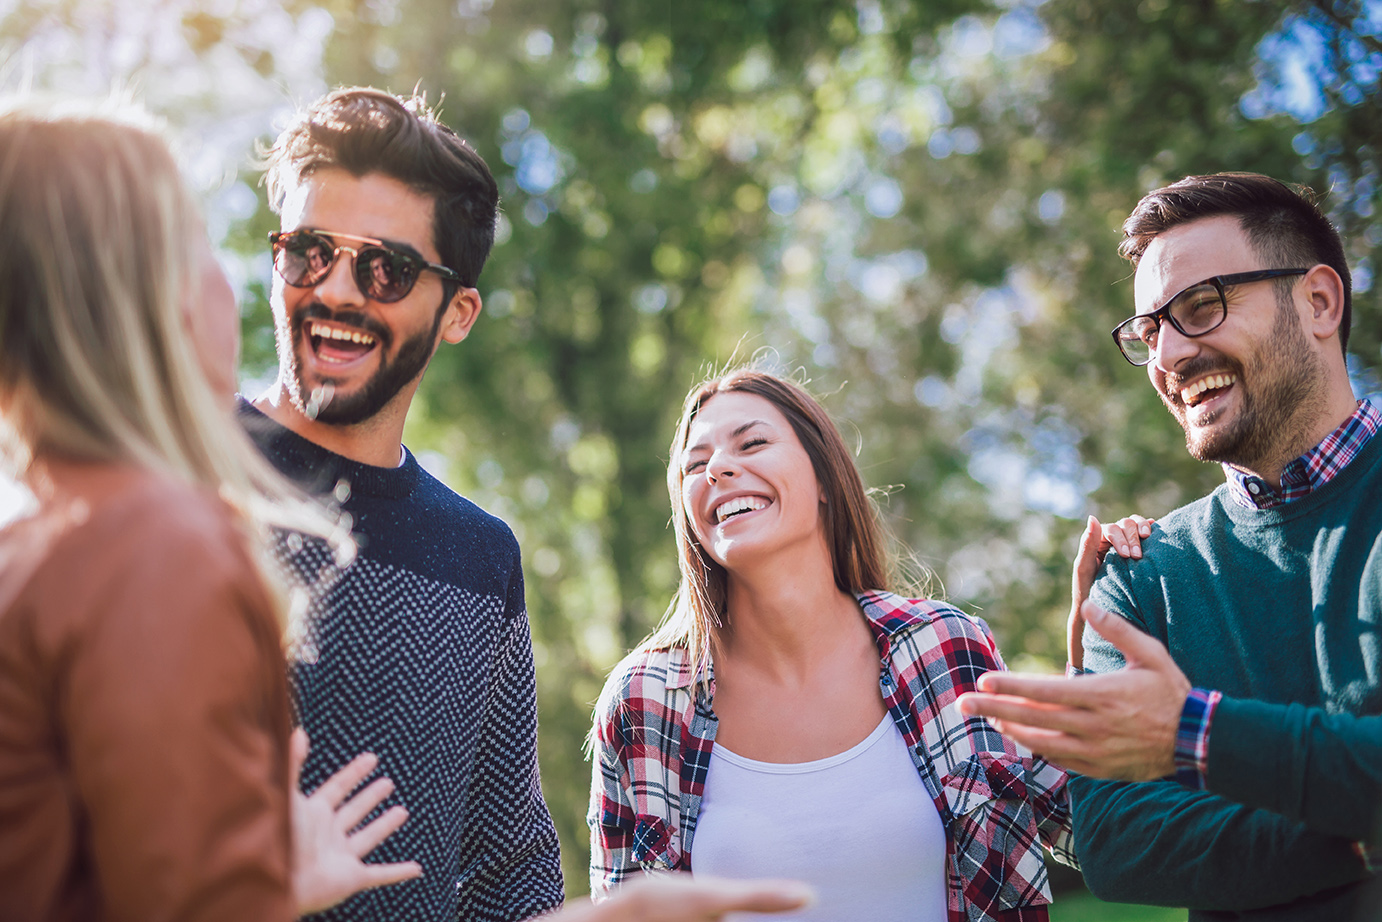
top-left (7, 0), bottom-right (1379, 901)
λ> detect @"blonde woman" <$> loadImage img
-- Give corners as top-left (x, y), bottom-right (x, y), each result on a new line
top-left (0, 101), bottom-right (425, 922)
top-left (590, 368), bottom-right (1078, 922)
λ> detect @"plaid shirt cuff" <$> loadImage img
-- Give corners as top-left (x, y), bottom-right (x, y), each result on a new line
top-left (1174, 688), bottom-right (1221, 789)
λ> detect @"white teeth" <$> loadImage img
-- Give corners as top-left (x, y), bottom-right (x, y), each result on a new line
top-left (308, 321), bottom-right (376, 347)
top-left (715, 496), bottom-right (768, 523)
top-left (1180, 373), bottom-right (1236, 406)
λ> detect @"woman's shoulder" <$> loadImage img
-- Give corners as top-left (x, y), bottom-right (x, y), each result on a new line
top-left (599, 645), bottom-right (695, 700)
top-left (593, 643), bottom-right (701, 732)
top-left (10, 464), bottom-right (257, 617)
top-left (857, 589), bottom-right (993, 638)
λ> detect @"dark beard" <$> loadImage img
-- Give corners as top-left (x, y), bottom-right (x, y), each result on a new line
top-left (1164, 298), bottom-right (1325, 468)
top-left (277, 301), bottom-right (444, 426)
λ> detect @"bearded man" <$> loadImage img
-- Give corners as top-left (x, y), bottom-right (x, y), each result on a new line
top-left (240, 87), bottom-right (563, 922)
top-left (961, 172), bottom-right (1381, 920)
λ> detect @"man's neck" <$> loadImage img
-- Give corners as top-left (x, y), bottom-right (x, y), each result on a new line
top-left (253, 385), bottom-right (406, 468)
top-left (1229, 390), bottom-right (1360, 489)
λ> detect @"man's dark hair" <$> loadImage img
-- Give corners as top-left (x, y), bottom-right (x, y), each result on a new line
top-left (262, 87), bottom-right (498, 290)
top-left (1120, 172), bottom-right (1352, 353)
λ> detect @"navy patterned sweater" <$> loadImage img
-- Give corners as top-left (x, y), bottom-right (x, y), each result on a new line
top-left (240, 400), bottom-right (563, 921)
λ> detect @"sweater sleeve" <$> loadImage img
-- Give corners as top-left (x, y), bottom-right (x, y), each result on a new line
top-left (1071, 572), bottom-right (1369, 908)
top-left (453, 562), bottom-right (564, 921)
top-left (63, 502), bottom-right (294, 922)
top-left (1207, 696), bottom-right (1382, 844)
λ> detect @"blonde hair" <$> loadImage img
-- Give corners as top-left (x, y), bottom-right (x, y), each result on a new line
top-left (0, 98), bottom-right (343, 618)
top-left (643, 367), bottom-right (895, 680)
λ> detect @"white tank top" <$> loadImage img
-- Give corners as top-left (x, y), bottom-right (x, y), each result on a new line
top-left (692, 715), bottom-right (948, 922)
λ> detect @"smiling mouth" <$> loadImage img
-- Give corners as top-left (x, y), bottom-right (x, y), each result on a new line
top-left (307, 320), bottom-right (379, 365)
top-left (715, 496), bottom-right (769, 523)
top-left (1179, 372), bottom-right (1237, 409)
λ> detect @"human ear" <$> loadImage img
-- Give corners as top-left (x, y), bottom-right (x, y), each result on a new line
top-left (1301, 264), bottom-right (1346, 342)
top-left (439, 287), bottom-right (483, 345)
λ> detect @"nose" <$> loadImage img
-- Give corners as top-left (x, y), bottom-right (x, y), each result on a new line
top-left (705, 449), bottom-right (737, 483)
top-left (1150, 320), bottom-right (1198, 375)
top-left (314, 246), bottom-right (363, 307)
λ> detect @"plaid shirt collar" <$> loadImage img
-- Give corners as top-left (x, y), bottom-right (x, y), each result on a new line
top-left (1225, 399), bottom-right (1382, 510)
top-left (661, 590), bottom-right (944, 690)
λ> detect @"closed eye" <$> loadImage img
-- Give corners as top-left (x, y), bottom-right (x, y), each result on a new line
top-left (740, 436), bottom-right (768, 451)
top-left (684, 459), bottom-right (706, 474)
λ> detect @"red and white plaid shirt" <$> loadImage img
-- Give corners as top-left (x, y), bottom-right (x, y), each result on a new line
top-left (588, 591), bottom-right (1077, 922)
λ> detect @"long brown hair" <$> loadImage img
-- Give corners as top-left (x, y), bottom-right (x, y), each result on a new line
top-left (643, 367), bottom-right (892, 676)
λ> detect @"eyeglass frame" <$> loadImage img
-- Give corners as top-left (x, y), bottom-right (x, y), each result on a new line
top-left (1110, 268), bottom-right (1310, 366)
top-left (268, 228), bottom-right (462, 303)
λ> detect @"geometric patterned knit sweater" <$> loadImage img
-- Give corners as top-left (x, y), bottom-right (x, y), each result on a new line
top-left (240, 401), bottom-right (563, 922)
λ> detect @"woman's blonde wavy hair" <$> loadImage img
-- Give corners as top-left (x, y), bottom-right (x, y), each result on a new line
top-left (0, 98), bottom-right (342, 621)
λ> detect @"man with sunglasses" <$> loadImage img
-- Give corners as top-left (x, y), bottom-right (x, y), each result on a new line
top-left (238, 87), bottom-right (564, 922)
top-left (960, 172), bottom-right (1381, 918)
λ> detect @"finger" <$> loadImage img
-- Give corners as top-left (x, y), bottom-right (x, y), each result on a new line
top-left (312, 751), bottom-right (379, 807)
top-left (977, 719), bottom-right (1089, 759)
top-left (1082, 602), bottom-right (1170, 669)
top-left (349, 805), bottom-right (409, 856)
top-left (337, 776), bottom-right (396, 831)
top-left (1072, 516), bottom-right (1103, 602)
top-left (695, 880), bottom-right (815, 914)
top-left (975, 671), bottom-right (1108, 709)
top-left (290, 728), bottom-right (309, 792)
top-left (361, 860), bottom-right (423, 889)
top-left (1113, 521), bottom-right (1141, 558)
top-left (957, 691), bottom-right (1094, 735)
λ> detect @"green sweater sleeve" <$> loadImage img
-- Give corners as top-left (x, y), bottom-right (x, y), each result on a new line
top-left (1069, 773), bottom-right (1366, 909)
top-left (1076, 578), bottom-right (1370, 907)
top-left (1209, 696), bottom-right (1382, 844)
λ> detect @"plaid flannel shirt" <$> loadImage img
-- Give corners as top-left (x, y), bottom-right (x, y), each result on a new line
top-left (588, 591), bottom-right (1077, 922)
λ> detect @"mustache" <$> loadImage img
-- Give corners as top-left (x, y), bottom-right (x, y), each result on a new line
top-left (292, 302), bottom-right (392, 348)
top-left (1164, 356), bottom-right (1240, 401)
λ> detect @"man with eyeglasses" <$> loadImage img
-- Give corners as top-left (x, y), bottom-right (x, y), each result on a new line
top-left (960, 172), bottom-right (1381, 919)
top-left (238, 87), bottom-right (565, 922)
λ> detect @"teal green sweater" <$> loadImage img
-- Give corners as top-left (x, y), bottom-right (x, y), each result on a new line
top-left (1074, 432), bottom-right (1382, 920)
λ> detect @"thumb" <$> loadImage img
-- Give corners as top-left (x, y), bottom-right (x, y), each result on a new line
top-left (1082, 601), bottom-right (1168, 669)
top-left (290, 727), bottom-right (309, 792)
top-left (1072, 516), bottom-right (1103, 599)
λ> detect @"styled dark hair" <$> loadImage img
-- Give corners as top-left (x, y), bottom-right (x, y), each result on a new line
top-left (1120, 172), bottom-right (1352, 353)
top-left (262, 87), bottom-right (498, 289)
top-left (645, 368), bottom-right (890, 673)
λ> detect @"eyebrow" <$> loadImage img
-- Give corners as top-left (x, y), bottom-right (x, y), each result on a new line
top-left (683, 419), bottom-right (770, 457)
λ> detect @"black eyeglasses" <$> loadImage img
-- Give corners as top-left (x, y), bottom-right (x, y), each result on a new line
top-left (269, 229), bottom-right (462, 303)
top-left (1110, 268), bottom-right (1309, 366)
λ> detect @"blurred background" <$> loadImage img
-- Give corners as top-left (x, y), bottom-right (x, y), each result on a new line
top-left (4, 0), bottom-right (1379, 916)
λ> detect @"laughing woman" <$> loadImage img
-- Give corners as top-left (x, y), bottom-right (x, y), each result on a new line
top-left (589, 368), bottom-right (1078, 922)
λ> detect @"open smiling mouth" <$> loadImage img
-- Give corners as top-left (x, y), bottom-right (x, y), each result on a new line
top-left (307, 320), bottom-right (379, 365)
top-left (1179, 372), bottom-right (1237, 410)
top-left (715, 496), bottom-right (769, 523)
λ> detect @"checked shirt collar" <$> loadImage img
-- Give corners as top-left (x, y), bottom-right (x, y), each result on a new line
top-left (1225, 399), bottom-right (1382, 509)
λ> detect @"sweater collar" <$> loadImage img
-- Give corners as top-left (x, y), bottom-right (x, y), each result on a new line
top-left (236, 397), bottom-right (419, 501)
